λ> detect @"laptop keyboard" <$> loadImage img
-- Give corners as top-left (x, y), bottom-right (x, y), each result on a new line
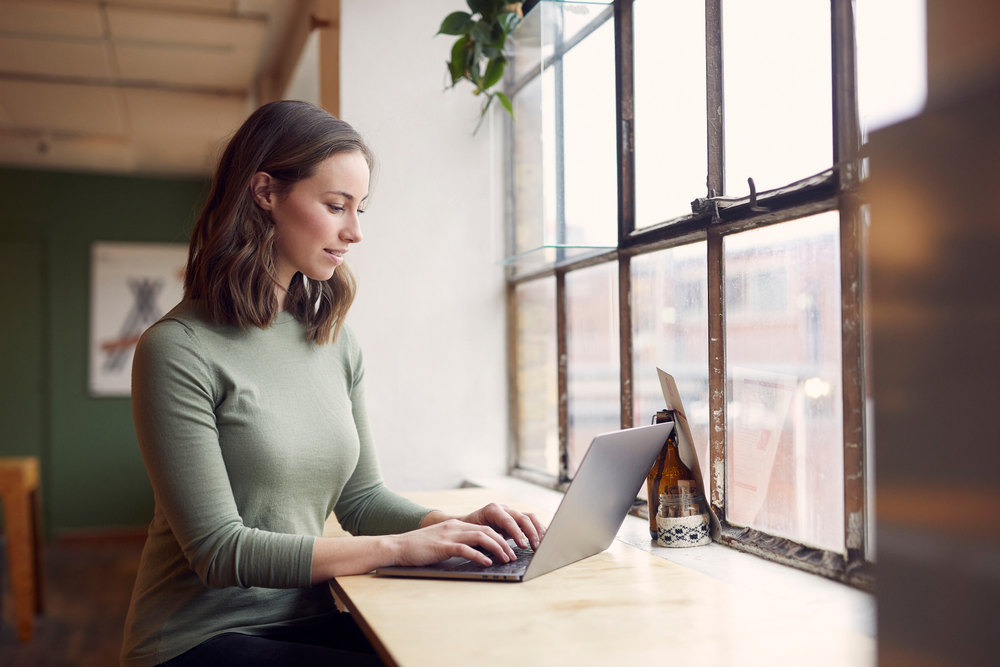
top-left (444, 545), bottom-right (536, 574)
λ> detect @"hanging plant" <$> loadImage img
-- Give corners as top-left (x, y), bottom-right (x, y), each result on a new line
top-left (437, 1), bottom-right (523, 133)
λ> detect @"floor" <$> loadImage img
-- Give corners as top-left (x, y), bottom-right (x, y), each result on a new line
top-left (0, 537), bottom-right (145, 667)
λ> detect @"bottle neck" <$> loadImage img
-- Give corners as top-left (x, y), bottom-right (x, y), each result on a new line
top-left (653, 409), bottom-right (674, 424)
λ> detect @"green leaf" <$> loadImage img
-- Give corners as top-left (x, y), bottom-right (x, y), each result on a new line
top-left (438, 11), bottom-right (475, 35)
top-left (487, 0), bottom-right (509, 19)
top-left (481, 56), bottom-right (505, 91)
top-left (497, 11), bottom-right (521, 35)
top-left (468, 41), bottom-right (483, 89)
top-left (448, 37), bottom-right (470, 85)
top-left (485, 19), bottom-right (506, 49)
top-left (467, 0), bottom-right (492, 17)
top-left (470, 61), bottom-right (483, 89)
top-left (495, 90), bottom-right (514, 118)
top-left (470, 19), bottom-right (492, 45)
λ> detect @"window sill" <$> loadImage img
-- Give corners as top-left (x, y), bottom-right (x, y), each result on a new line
top-left (465, 475), bottom-right (876, 640)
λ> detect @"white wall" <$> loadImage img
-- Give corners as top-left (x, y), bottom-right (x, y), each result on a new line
top-left (339, 0), bottom-right (508, 492)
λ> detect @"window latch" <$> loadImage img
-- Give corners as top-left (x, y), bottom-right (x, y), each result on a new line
top-left (692, 177), bottom-right (771, 223)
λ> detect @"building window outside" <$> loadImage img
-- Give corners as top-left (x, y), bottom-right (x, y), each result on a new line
top-left (503, 0), bottom-right (921, 587)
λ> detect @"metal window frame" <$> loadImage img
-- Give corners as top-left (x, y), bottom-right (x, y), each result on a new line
top-left (505, 0), bottom-right (871, 589)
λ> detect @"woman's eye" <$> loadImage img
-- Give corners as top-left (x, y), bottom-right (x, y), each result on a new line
top-left (327, 204), bottom-right (345, 213)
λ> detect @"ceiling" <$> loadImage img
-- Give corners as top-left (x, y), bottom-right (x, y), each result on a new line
top-left (0, 0), bottom-right (312, 177)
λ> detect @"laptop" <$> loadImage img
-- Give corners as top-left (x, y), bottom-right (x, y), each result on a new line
top-left (376, 421), bottom-right (674, 582)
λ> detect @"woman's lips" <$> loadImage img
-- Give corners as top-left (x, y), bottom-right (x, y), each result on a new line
top-left (324, 249), bottom-right (345, 265)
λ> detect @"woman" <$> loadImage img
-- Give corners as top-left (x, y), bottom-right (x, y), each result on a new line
top-left (121, 100), bottom-right (544, 667)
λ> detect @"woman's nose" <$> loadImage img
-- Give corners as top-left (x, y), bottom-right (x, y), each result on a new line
top-left (342, 212), bottom-right (362, 244)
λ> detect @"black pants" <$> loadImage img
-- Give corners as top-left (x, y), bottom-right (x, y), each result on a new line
top-left (159, 611), bottom-right (385, 667)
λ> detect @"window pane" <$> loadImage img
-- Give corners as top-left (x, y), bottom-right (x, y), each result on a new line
top-left (857, 0), bottom-right (926, 138)
top-left (724, 212), bottom-right (845, 552)
top-left (633, 0), bottom-right (707, 227)
top-left (509, 3), bottom-right (616, 274)
top-left (631, 243), bottom-right (710, 484)
top-left (563, 15), bottom-right (617, 247)
top-left (723, 1), bottom-right (833, 194)
top-left (511, 71), bottom-right (558, 275)
top-left (516, 279), bottom-right (559, 476)
top-left (510, 0), bottom-right (542, 81)
top-left (566, 262), bottom-right (620, 477)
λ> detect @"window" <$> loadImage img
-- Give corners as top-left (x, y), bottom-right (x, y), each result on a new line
top-left (504, 0), bottom-right (874, 587)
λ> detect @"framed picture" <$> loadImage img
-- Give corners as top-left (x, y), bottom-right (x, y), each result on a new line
top-left (89, 241), bottom-right (187, 397)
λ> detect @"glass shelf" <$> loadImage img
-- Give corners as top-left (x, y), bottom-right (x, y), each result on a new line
top-left (500, 243), bottom-right (616, 273)
top-left (503, 0), bottom-right (617, 276)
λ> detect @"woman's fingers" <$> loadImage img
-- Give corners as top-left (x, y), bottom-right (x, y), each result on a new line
top-left (475, 523), bottom-right (517, 561)
top-left (395, 519), bottom-right (514, 567)
top-left (511, 510), bottom-right (544, 549)
top-left (476, 503), bottom-right (547, 550)
top-left (442, 519), bottom-right (514, 563)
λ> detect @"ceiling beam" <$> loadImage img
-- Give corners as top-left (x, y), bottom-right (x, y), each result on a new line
top-left (254, 0), bottom-right (316, 105)
top-left (52, 0), bottom-right (271, 22)
top-left (0, 71), bottom-right (247, 98)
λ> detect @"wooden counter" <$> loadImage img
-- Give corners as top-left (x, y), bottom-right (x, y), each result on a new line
top-left (325, 488), bottom-right (874, 667)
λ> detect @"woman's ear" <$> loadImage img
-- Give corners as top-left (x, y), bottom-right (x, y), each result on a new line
top-left (250, 172), bottom-right (274, 211)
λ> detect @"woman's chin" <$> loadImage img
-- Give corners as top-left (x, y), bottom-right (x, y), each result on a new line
top-left (304, 267), bottom-right (337, 282)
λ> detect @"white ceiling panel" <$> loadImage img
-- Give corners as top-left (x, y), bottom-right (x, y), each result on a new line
top-left (237, 0), bottom-right (277, 14)
top-left (103, 0), bottom-right (240, 12)
top-left (114, 46), bottom-right (257, 88)
top-left (0, 81), bottom-right (127, 135)
top-left (0, 37), bottom-right (113, 78)
top-left (105, 6), bottom-right (266, 47)
top-left (0, 1), bottom-right (104, 38)
top-left (0, 0), bottom-right (298, 176)
top-left (123, 89), bottom-right (246, 141)
top-left (106, 5), bottom-right (265, 88)
top-left (0, 133), bottom-right (136, 173)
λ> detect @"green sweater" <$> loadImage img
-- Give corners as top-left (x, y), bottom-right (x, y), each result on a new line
top-left (121, 300), bottom-right (431, 667)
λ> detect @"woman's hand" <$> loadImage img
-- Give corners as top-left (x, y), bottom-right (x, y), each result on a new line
top-left (459, 503), bottom-right (547, 550)
top-left (311, 504), bottom-right (549, 583)
top-left (420, 503), bottom-right (547, 551)
top-left (390, 518), bottom-right (517, 567)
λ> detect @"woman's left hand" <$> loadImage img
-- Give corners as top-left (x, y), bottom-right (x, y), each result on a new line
top-left (458, 503), bottom-right (547, 550)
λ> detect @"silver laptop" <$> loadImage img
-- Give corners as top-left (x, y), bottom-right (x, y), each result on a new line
top-left (376, 421), bottom-right (674, 582)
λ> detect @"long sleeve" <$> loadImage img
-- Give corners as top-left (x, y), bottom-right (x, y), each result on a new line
top-left (131, 319), bottom-right (314, 589)
top-left (123, 303), bottom-right (434, 667)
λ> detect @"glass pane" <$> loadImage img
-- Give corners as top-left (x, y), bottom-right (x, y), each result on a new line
top-left (631, 243), bottom-right (710, 488)
top-left (633, 0), bottom-right (707, 227)
top-left (723, 1), bottom-right (833, 194)
top-left (511, 71), bottom-right (558, 275)
top-left (508, 2), bottom-right (616, 275)
top-left (563, 14), bottom-right (618, 248)
top-left (724, 212), bottom-right (845, 552)
top-left (566, 262), bottom-right (620, 477)
top-left (515, 278), bottom-right (559, 476)
top-left (510, 1), bottom-right (542, 81)
top-left (857, 0), bottom-right (926, 139)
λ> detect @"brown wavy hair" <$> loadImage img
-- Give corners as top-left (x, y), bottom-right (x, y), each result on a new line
top-left (185, 100), bottom-right (375, 344)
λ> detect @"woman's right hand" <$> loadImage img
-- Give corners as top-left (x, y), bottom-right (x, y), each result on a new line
top-left (389, 518), bottom-right (517, 568)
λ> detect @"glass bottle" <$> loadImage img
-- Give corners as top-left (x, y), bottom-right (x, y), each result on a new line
top-left (647, 409), bottom-right (695, 538)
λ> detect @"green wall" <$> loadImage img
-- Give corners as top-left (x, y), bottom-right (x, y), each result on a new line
top-left (0, 167), bottom-right (207, 534)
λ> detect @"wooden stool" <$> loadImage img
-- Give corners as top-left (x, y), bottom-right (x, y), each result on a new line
top-left (0, 457), bottom-right (44, 641)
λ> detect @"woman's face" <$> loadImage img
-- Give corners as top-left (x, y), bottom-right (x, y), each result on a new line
top-left (257, 150), bottom-right (369, 290)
